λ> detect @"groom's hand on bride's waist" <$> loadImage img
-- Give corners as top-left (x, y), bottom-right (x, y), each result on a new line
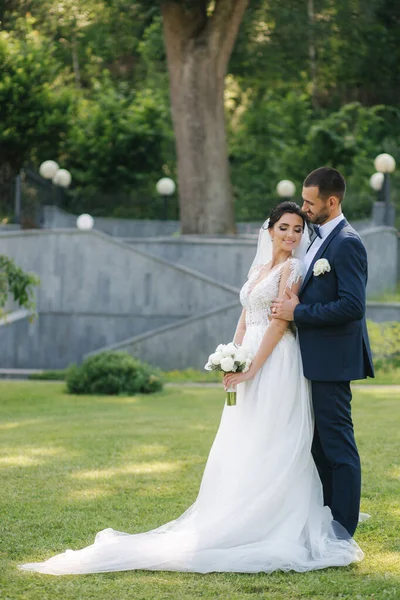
top-left (271, 289), bottom-right (299, 321)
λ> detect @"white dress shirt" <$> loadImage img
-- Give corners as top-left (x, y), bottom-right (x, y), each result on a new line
top-left (303, 214), bottom-right (345, 272)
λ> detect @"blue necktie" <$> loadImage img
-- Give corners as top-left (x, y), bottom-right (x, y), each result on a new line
top-left (313, 225), bottom-right (322, 239)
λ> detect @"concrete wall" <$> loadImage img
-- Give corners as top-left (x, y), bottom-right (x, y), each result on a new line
top-left (0, 230), bottom-right (237, 315)
top-left (126, 237), bottom-right (256, 288)
top-left (0, 223), bottom-right (397, 371)
top-left (366, 302), bottom-right (400, 323)
top-left (398, 232), bottom-right (400, 281)
top-left (42, 206), bottom-right (263, 237)
top-left (0, 230), bottom-right (238, 369)
top-left (0, 224), bottom-right (20, 233)
top-left (86, 301), bottom-right (399, 371)
top-left (43, 205), bottom-right (373, 238)
top-left (125, 226), bottom-right (398, 295)
top-left (352, 219), bottom-right (373, 232)
top-left (42, 206), bottom-right (181, 238)
top-left (85, 302), bottom-right (241, 371)
top-left (361, 227), bottom-right (398, 296)
top-left (0, 313), bottom-right (185, 369)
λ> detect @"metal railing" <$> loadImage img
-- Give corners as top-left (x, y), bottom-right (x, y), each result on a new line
top-left (1, 170), bottom-right (180, 227)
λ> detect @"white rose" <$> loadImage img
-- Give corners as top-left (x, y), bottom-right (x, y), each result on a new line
top-left (242, 357), bottom-right (252, 373)
top-left (204, 362), bottom-right (212, 371)
top-left (234, 348), bottom-right (248, 364)
top-left (313, 258), bottom-right (331, 277)
top-left (220, 357), bottom-right (235, 372)
top-left (216, 344), bottom-right (225, 352)
top-left (223, 342), bottom-right (237, 356)
top-left (210, 351), bottom-right (224, 365)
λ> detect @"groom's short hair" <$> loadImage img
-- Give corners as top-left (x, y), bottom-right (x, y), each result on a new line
top-left (303, 167), bottom-right (346, 203)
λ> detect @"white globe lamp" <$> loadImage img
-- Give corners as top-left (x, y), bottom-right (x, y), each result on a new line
top-left (374, 153), bottom-right (396, 174)
top-left (369, 172), bottom-right (384, 192)
top-left (53, 168), bottom-right (72, 188)
top-left (77, 214), bottom-right (94, 231)
top-left (276, 179), bottom-right (296, 199)
top-left (39, 160), bottom-right (59, 180)
top-left (156, 177), bottom-right (176, 220)
top-left (156, 177), bottom-right (176, 196)
top-left (372, 153), bottom-right (396, 227)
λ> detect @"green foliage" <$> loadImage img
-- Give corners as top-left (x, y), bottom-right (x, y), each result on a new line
top-left (66, 351), bottom-right (164, 396)
top-left (0, 255), bottom-right (39, 315)
top-left (28, 370), bottom-right (66, 381)
top-left (231, 0), bottom-right (400, 108)
top-left (163, 368), bottom-right (222, 383)
top-left (59, 79), bottom-right (175, 217)
top-left (230, 93), bottom-right (400, 221)
top-left (0, 16), bottom-right (74, 179)
top-left (367, 320), bottom-right (400, 371)
top-left (1, 1), bottom-right (400, 223)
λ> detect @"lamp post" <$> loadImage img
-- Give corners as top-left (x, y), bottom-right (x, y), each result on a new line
top-left (371, 153), bottom-right (396, 227)
top-left (39, 160), bottom-right (72, 219)
top-left (14, 172), bottom-right (22, 225)
top-left (36, 160), bottom-right (72, 228)
top-left (156, 177), bottom-right (176, 220)
top-left (39, 161), bottom-right (72, 190)
top-left (276, 179), bottom-right (296, 201)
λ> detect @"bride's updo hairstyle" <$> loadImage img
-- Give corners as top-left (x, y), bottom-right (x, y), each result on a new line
top-left (266, 201), bottom-right (309, 232)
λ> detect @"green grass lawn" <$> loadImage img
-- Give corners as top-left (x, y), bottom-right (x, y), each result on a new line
top-left (1, 381), bottom-right (400, 600)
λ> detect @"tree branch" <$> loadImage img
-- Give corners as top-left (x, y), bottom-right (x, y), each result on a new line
top-left (161, 1), bottom-right (208, 84)
top-left (161, 2), bottom-right (208, 50)
top-left (206, 0), bottom-right (250, 73)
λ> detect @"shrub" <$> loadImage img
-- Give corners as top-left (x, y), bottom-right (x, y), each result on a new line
top-left (29, 370), bottom-right (66, 381)
top-left (367, 320), bottom-right (400, 371)
top-left (66, 351), bottom-right (164, 396)
top-left (163, 368), bottom-right (222, 383)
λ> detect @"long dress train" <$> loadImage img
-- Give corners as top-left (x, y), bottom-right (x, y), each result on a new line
top-left (19, 258), bottom-right (363, 575)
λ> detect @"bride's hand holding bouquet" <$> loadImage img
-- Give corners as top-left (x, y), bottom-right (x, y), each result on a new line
top-left (223, 364), bottom-right (256, 390)
top-left (204, 342), bottom-right (254, 406)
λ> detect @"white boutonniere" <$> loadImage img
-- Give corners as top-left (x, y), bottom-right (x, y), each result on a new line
top-left (313, 258), bottom-right (331, 276)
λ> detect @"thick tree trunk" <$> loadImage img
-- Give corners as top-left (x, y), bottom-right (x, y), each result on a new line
top-left (168, 43), bottom-right (233, 234)
top-left (161, 1), bottom-right (249, 234)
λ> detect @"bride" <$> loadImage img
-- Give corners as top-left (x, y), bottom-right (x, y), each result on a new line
top-left (19, 202), bottom-right (363, 575)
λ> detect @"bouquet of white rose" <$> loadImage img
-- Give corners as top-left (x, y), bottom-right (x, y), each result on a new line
top-left (204, 342), bottom-right (253, 406)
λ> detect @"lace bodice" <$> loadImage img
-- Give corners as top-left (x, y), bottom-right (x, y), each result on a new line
top-left (240, 258), bottom-right (304, 330)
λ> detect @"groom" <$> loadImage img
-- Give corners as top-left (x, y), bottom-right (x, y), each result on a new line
top-left (272, 167), bottom-right (374, 538)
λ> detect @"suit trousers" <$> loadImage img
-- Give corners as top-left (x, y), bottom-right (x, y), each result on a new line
top-left (311, 381), bottom-right (361, 537)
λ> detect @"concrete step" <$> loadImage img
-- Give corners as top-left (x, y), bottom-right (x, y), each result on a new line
top-left (0, 368), bottom-right (46, 380)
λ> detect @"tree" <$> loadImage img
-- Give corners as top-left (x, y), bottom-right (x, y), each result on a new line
top-left (2, 1), bottom-right (400, 228)
top-left (160, 0), bottom-right (250, 234)
top-left (0, 16), bottom-right (73, 185)
top-left (60, 81), bottom-right (174, 218)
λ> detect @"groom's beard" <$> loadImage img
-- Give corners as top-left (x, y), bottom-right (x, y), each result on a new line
top-left (312, 206), bottom-right (331, 225)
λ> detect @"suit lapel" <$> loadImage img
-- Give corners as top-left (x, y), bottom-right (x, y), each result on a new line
top-left (300, 218), bottom-right (348, 294)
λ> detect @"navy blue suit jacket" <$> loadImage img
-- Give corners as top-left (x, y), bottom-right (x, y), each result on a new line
top-left (294, 218), bottom-right (374, 382)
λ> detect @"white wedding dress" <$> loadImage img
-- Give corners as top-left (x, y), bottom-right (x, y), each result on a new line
top-left (19, 258), bottom-right (363, 575)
